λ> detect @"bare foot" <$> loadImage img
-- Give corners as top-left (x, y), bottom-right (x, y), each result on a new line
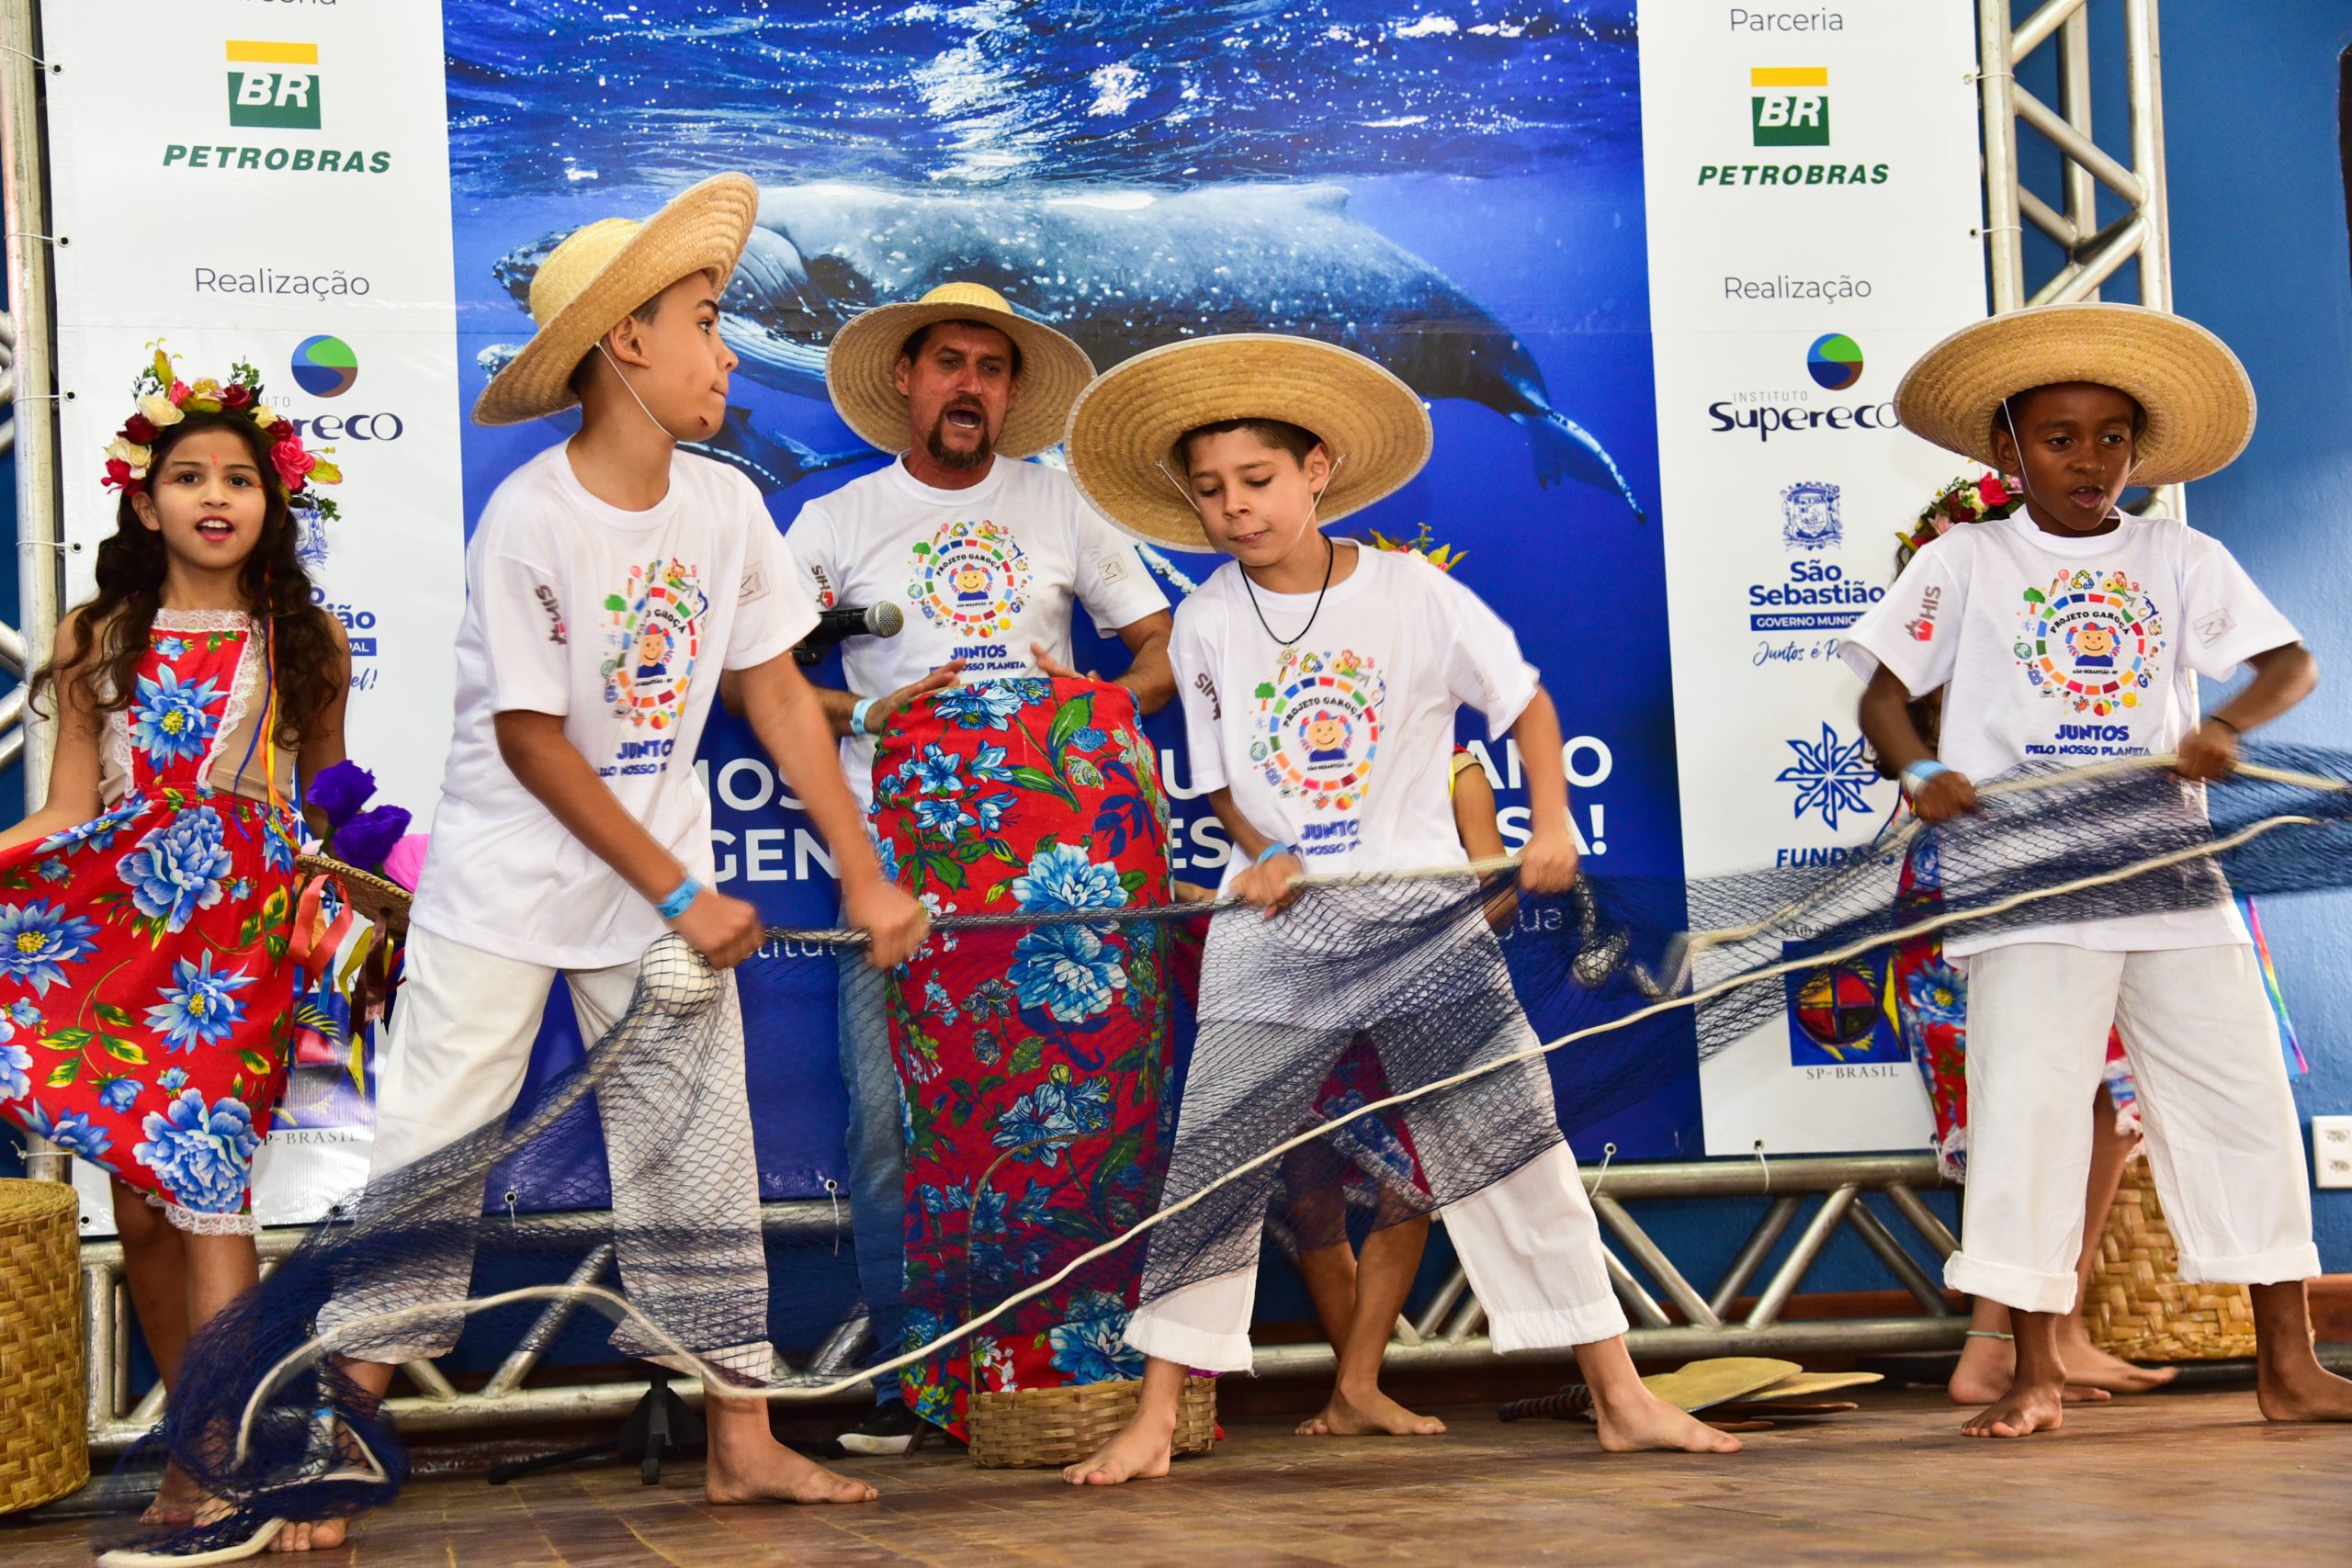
top-left (1961, 1379), bottom-right (2066, 1438)
top-left (706, 1434), bottom-right (877, 1506)
top-left (269, 1518), bottom-right (341, 1552)
top-left (1948, 1335), bottom-right (2116, 1406)
top-left (2055, 1328), bottom-right (2180, 1395)
top-left (2256, 1359), bottom-right (2352, 1422)
top-left (1592, 1385), bottom-right (1743, 1455)
top-left (141, 1463), bottom-right (198, 1528)
top-left (1295, 1386), bottom-right (1446, 1437)
top-left (1062, 1411), bottom-right (1176, 1485)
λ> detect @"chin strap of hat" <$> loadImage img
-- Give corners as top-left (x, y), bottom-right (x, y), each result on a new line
top-left (595, 341), bottom-right (681, 442)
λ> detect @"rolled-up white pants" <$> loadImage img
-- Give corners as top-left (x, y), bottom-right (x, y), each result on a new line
top-left (315, 926), bottom-right (774, 1382)
top-left (1946, 941), bottom-right (2318, 1314)
top-left (1125, 899), bottom-right (1629, 1372)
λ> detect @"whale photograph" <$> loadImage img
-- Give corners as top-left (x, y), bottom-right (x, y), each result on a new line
top-left (443, 0), bottom-right (1702, 1155)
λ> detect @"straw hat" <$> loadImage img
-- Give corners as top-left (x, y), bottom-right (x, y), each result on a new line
top-left (1894, 302), bottom-right (2255, 486)
top-left (826, 282), bottom-right (1095, 458)
top-left (472, 173), bottom-right (760, 427)
top-left (1063, 334), bottom-right (1433, 548)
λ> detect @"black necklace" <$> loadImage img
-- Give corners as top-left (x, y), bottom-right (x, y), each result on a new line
top-left (1242, 534), bottom-right (1337, 649)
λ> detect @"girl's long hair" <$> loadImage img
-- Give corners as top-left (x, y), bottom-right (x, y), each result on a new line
top-left (33, 410), bottom-right (343, 747)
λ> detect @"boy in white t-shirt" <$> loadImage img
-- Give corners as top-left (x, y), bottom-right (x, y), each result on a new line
top-left (1845, 302), bottom-right (2352, 1439)
top-left (300, 178), bottom-right (928, 1550)
top-left (1056, 334), bottom-right (1740, 1486)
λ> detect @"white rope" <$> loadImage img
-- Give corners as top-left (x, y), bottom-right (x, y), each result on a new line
top-left (233, 756), bottom-right (2347, 1465)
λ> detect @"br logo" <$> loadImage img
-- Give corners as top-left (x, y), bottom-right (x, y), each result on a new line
top-left (1750, 66), bottom-right (1830, 147)
top-left (2016, 567), bottom-right (2165, 716)
top-left (1248, 648), bottom-right (1385, 812)
top-left (909, 518), bottom-right (1031, 636)
top-left (601, 558), bottom-right (707, 731)
top-left (227, 40), bottom-right (322, 131)
top-left (1782, 945), bottom-right (1904, 1067)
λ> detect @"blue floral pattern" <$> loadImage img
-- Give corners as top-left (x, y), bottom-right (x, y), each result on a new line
top-left (0, 620), bottom-right (296, 1229)
top-left (1009, 923), bottom-right (1129, 1023)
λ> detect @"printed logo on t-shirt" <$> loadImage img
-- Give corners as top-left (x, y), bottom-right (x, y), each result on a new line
top-left (2195, 607), bottom-right (2234, 646)
top-left (1250, 648), bottom-right (1385, 815)
top-left (1905, 584), bottom-right (1941, 642)
top-left (602, 558), bottom-right (707, 732)
top-left (534, 583), bottom-right (567, 646)
top-left (908, 518), bottom-right (1031, 636)
top-left (2015, 568), bottom-right (2164, 716)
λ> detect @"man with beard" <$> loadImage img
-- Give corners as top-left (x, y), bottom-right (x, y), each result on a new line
top-left (780, 282), bottom-right (1174, 1455)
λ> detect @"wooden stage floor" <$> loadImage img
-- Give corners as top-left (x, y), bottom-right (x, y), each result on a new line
top-left (8, 1384), bottom-right (2349, 1565)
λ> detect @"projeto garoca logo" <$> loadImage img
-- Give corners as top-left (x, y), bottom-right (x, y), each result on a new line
top-left (163, 40), bottom-right (394, 175)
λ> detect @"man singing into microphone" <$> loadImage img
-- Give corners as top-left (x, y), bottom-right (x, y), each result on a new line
top-left (777, 282), bottom-right (1173, 1455)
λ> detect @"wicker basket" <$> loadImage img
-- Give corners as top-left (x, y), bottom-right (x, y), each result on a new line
top-left (967, 1376), bottom-right (1217, 1470)
top-left (296, 852), bottom-right (413, 936)
top-left (0, 1179), bottom-right (88, 1514)
top-left (2084, 1155), bottom-right (2257, 1361)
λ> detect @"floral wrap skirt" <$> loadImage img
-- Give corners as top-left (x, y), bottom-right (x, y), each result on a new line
top-left (871, 676), bottom-right (1177, 1435)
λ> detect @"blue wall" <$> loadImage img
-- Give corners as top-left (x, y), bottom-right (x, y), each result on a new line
top-left (2154, 0), bottom-right (2352, 1268)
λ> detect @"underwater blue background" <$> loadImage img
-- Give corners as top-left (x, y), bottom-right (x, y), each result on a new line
top-left (439, 0), bottom-right (1702, 1204)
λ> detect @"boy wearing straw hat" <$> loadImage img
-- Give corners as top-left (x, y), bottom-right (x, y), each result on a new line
top-left (1055, 334), bottom-right (1741, 1485)
top-left (1844, 301), bottom-right (2352, 1438)
top-left (300, 176), bottom-right (927, 1548)
top-left (775, 281), bottom-right (1173, 1455)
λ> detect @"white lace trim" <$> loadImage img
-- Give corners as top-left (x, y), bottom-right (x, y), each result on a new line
top-left (153, 608), bottom-right (253, 633)
top-left (102, 706), bottom-right (133, 807)
top-left (164, 1202), bottom-right (258, 1236)
top-left (202, 617), bottom-right (264, 792)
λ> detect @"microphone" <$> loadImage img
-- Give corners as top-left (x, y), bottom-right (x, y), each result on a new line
top-left (795, 602), bottom-right (904, 664)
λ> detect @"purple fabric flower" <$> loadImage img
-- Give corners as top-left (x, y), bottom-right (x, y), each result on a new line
top-left (308, 761), bottom-right (378, 833)
top-left (332, 806), bottom-right (412, 872)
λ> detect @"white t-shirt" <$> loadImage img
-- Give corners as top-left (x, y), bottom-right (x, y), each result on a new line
top-left (410, 444), bottom-right (816, 969)
top-left (1170, 543), bottom-right (1541, 893)
top-left (1840, 512), bottom-right (2298, 957)
top-left (782, 456), bottom-right (1169, 811)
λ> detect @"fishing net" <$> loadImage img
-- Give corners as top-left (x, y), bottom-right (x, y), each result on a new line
top-left (104, 745), bottom-right (2352, 1554)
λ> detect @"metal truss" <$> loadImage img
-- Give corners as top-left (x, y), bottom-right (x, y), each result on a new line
top-left (1976, 0), bottom-right (2179, 515)
top-left (82, 1156), bottom-right (1959, 1457)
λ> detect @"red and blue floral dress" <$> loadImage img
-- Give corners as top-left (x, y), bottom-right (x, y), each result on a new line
top-left (870, 676), bottom-right (1177, 1435)
top-left (0, 611), bottom-right (300, 1233)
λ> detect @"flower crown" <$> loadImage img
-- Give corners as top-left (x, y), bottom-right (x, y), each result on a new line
top-left (1896, 472), bottom-right (2021, 570)
top-left (1365, 523), bottom-right (1464, 573)
top-left (101, 346), bottom-right (343, 523)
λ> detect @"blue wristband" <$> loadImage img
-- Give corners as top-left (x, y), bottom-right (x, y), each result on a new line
top-left (657, 876), bottom-right (705, 921)
top-left (1255, 841), bottom-right (1295, 866)
top-left (1900, 759), bottom-right (1952, 798)
top-left (850, 697), bottom-right (878, 739)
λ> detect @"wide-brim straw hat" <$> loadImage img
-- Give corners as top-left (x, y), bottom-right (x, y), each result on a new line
top-left (826, 282), bottom-right (1095, 458)
top-left (1894, 302), bottom-right (2255, 487)
top-left (472, 173), bottom-right (760, 427)
top-left (1064, 334), bottom-right (1433, 549)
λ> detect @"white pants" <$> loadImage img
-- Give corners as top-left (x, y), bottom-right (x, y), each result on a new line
top-left (1946, 941), bottom-right (2318, 1314)
top-left (315, 927), bottom-right (774, 1382)
top-left (1125, 904), bottom-right (1629, 1372)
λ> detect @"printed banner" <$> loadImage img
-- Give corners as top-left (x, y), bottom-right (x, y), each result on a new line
top-left (1637, 1), bottom-right (1987, 1154)
top-left (39, 1), bottom-right (466, 1225)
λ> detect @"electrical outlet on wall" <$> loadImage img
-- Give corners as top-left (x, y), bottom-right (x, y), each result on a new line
top-left (2314, 1117), bottom-right (2352, 1190)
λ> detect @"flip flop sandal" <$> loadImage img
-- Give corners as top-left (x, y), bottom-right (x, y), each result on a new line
top-left (1637, 1358), bottom-right (1804, 1414)
top-left (96, 1517), bottom-right (288, 1566)
top-left (1740, 1371), bottom-right (1884, 1403)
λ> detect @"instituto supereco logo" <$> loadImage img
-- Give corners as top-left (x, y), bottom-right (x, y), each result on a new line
top-left (290, 335), bottom-right (357, 398)
top-left (1805, 333), bottom-right (1864, 390)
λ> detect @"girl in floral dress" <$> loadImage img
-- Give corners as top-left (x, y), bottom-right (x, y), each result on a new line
top-left (0, 355), bottom-right (348, 1519)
